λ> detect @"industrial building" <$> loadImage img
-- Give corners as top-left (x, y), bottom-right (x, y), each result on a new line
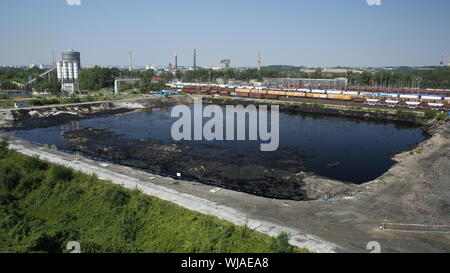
top-left (263, 77), bottom-right (348, 87)
top-left (61, 50), bottom-right (81, 70)
top-left (56, 50), bottom-right (81, 93)
top-left (220, 59), bottom-right (231, 70)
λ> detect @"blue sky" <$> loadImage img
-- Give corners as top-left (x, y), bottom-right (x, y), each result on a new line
top-left (0, 0), bottom-right (449, 67)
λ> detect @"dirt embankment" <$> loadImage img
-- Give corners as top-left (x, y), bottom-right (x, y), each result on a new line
top-left (0, 96), bottom-right (193, 130)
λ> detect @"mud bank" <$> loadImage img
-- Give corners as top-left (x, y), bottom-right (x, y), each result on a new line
top-left (0, 96), bottom-right (193, 130)
top-left (64, 128), bottom-right (353, 200)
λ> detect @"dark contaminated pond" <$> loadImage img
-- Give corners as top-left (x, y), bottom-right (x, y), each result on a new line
top-left (11, 105), bottom-right (426, 184)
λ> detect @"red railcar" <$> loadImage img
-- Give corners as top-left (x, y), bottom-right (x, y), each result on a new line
top-left (420, 101), bottom-right (429, 108)
top-left (264, 94), bottom-right (278, 100)
top-left (237, 92), bottom-right (249, 97)
top-left (352, 98), bottom-right (365, 103)
top-left (248, 93), bottom-right (263, 99)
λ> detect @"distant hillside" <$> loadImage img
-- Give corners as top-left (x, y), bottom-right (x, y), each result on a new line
top-left (383, 66), bottom-right (440, 73)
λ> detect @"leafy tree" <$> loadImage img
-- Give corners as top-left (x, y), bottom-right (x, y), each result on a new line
top-left (0, 162), bottom-right (21, 193)
top-left (34, 72), bottom-right (61, 94)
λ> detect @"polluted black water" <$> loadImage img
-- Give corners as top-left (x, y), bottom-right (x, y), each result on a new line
top-left (11, 105), bottom-right (426, 187)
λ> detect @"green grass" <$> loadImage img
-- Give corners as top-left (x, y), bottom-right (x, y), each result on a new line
top-left (0, 138), bottom-right (307, 253)
top-left (28, 98), bottom-right (61, 107)
top-left (395, 109), bottom-right (417, 117)
top-left (436, 113), bottom-right (449, 121)
top-left (421, 109), bottom-right (449, 121)
top-left (0, 101), bottom-right (14, 109)
top-left (300, 102), bottom-right (325, 108)
top-left (351, 106), bottom-right (363, 111)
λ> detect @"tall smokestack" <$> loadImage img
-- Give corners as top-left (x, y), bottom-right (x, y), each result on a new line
top-left (257, 52), bottom-right (261, 70)
top-left (175, 52), bottom-right (178, 70)
top-left (193, 48), bottom-right (197, 70)
top-left (128, 51), bottom-right (132, 71)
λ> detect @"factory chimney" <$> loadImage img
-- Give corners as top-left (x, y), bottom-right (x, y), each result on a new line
top-left (175, 52), bottom-right (178, 70)
top-left (128, 51), bottom-right (132, 71)
top-left (193, 48), bottom-right (197, 70)
top-left (257, 52), bottom-right (261, 70)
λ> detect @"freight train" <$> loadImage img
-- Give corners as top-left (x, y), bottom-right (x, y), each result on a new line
top-left (167, 83), bottom-right (450, 110)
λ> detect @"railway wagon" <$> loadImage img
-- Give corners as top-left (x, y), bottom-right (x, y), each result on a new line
top-left (286, 91), bottom-right (299, 97)
top-left (352, 98), bottom-right (365, 103)
top-left (254, 89), bottom-right (268, 94)
top-left (182, 86), bottom-right (200, 93)
top-left (310, 93), bottom-right (326, 99)
top-left (248, 93), bottom-right (263, 99)
top-left (405, 101), bottom-right (421, 108)
top-left (263, 94), bottom-right (279, 100)
top-left (327, 90), bottom-right (342, 95)
top-left (237, 92), bottom-right (249, 97)
top-left (267, 90), bottom-right (287, 96)
top-left (236, 88), bottom-right (250, 93)
top-left (329, 94), bottom-right (352, 100)
top-left (428, 102), bottom-right (445, 109)
top-left (181, 83), bottom-right (448, 110)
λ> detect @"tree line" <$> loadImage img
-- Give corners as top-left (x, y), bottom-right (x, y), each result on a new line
top-left (1, 66), bottom-right (450, 93)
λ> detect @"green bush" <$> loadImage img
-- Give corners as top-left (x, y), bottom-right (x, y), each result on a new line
top-left (269, 232), bottom-right (294, 253)
top-left (0, 148), bottom-right (306, 253)
top-left (21, 156), bottom-right (48, 171)
top-left (436, 113), bottom-right (449, 121)
top-left (29, 98), bottom-right (60, 107)
top-left (47, 165), bottom-right (74, 182)
top-left (0, 137), bottom-right (9, 159)
top-left (423, 109), bottom-right (438, 119)
top-left (396, 110), bottom-right (416, 117)
top-left (0, 161), bottom-right (21, 193)
top-left (104, 186), bottom-right (130, 207)
top-left (64, 94), bottom-right (81, 104)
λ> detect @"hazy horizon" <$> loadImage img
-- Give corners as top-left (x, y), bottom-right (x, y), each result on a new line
top-left (1, 0), bottom-right (449, 68)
